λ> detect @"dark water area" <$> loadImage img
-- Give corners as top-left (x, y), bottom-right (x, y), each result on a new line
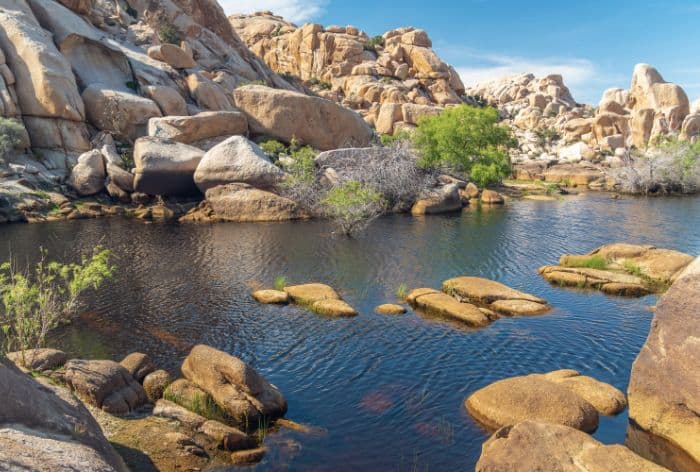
top-left (1, 193), bottom-right (699, 471)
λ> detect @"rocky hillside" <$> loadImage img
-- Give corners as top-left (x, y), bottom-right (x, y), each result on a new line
top-left (230, 11), bottom-right (466, 135)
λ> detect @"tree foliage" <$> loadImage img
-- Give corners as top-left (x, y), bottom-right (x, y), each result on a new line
top-left (0, 117), bottom-right (25, 160)
top-left (412, 105), bottom-right (515, 186)
top-left (0, 248), bottom-right (116, 356)
top-left (320, 180), bottom-right (385, 236)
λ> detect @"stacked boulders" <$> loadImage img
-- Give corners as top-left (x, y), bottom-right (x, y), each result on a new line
top-left (230, 12), bottom-right (465, 134)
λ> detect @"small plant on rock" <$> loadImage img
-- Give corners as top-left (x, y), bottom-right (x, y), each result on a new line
top-left (273, 276), bottom-right (287, 291)
top-left (396, 283), bottom-right (409, 301)
top-left (158, 23), bottom-right (180, 45)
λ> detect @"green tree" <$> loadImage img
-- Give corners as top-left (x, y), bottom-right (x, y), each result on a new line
top-left (0, 248), bottom-right (116, 356)
top-left (412, 105), bottom-right (516, 187)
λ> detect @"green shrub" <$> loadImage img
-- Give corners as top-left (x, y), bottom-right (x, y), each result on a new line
top-left (308, 77), bottom-right (332, 90)
top-left (396, 283), bottom-right (408, 301)
top-left (259, 140), bottom-right (287, 161)
top-left (363, 35), bottom-right (384, 53)
top-left (0, 248), bottom-right (115, 356)
top-left (286, 145), bottom-right (317, 184)
top-left (320, 180), bottom-right (385, 236)
top-left (158, 24), bottom-right (180, 45)
top-left (379, 132), bottom-right (410, 146)
top-left (0, 117), bottom-right (25, 160)
top-left (412, 105), bottom-right (515, 185)
top-left (273, 276), bottom-right (287, 291)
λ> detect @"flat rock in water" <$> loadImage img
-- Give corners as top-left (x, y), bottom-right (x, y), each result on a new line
top-left (252, 289), bottom-right (290, 304)
top-left (283, 283), bottom-right (358, 316)
top-left (443, 276), bottom-right (549, 316)
top-left (540, 243), bottom-right (694, 296)
top-left (407, 288), bottom-right (491, 327)
top-left (375, 304), bottom-right (407, 315)
top-left (476, 421), bottom-right (669, 472)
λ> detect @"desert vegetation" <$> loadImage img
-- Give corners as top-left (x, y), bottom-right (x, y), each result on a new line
top-left (412, 105), bottom-right (516, 187)
top-left (0, 248), bottom-right (115, 356)
top-left (610, 137), bottom-right (700, 194)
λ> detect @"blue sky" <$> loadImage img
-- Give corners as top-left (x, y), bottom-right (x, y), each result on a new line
top-left (225, 0), bottom-right (700, 104)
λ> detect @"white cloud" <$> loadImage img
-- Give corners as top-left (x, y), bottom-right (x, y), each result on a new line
top-left (454, 52), bottom-right (596, 89)
top-left (222, 0), bottom-right (328, 23)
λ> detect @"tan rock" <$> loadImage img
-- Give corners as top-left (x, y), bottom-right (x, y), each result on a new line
top-left (411, 184), bottom-right (462, 215)
top-left (543, 370), bottom-right (627, 415)
top-left (133, 137), bottom-right (204, 196)
top-left (181, 345), bottom-right (287, 426)
top-left (230, 447), bottom-right (266, 465)
top-left (375, 304), bottom-right (407, 315)
top-left (233, 85), bottom-right (372, 150)
top-left (252, 289), bottom-right (290, 304)
top-left (82, 85), bottom-right (162, 140)
top-left (148, 111), bottom-right (247, 146)
top-left (480, 189), bottom-right (504, 204)
top-left (311, 299), bottom-right (358, 317)
top-left (407, 288), bottom-right (490, 327)
top-left (443, 276), bottom-right (549, 316)
top-left (194, 136), bottom-right (283, 192)
top-left (476, 421), bottom-right (669, 472)
top-left (284, 283), bottom-right (340, 305)
top-left (68, 149), bottom-right (106, 196)
top-left (186, 73), bottom-right (235, 111)
top-left (205, 183), bottom-right (304, 222)
top-left (627, 257), bottom-right (700, 472)
top-left (465, 374), bottom-right (599, 432)
top-left (142, 370), bottom-right (172, 403)
top-left (142, 85), bottom-right (188, 116)
top-left (6, 348), bottom-right (67, 371)
top-left (147, 43), bottom-right (196, 69)
top-left (119, 352), bottom-right (155, 383)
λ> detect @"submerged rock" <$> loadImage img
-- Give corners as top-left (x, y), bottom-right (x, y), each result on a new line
top-left (626, 256), bottom-right (700, 471)
top-left (205, 183), bottom-right (305, 222)
top-left (476, 421), bottom-right (668, 472)
top-left (411, 184), bottom-right (462, 215)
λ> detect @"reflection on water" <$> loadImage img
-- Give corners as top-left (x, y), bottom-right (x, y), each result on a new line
top-left (1, 193), bottom-right (698, 471)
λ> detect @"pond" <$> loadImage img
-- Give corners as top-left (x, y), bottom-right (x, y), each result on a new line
top-left (1, 193), bottom-right (699, 471)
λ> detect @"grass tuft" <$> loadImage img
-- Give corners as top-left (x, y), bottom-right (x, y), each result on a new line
top-left (273, 276), bottom-right (287, 291)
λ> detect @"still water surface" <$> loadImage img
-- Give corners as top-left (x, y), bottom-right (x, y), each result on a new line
top-left (1, 193), bottom-right (699, 471)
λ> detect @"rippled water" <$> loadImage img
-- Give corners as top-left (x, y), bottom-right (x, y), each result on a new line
top-left (1, 193), bottom-right (699, 471)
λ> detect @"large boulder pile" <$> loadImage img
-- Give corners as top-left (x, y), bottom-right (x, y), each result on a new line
top-left (626, 256), bottom-right (700, 471)
top-left (230, 12), bottom-right (465, 134)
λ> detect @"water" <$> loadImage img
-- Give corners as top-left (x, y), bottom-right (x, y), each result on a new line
top-left (1, 193), bottom-right (698, 471)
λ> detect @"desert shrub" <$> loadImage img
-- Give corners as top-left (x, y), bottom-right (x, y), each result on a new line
top-left (259, 139), bottom-right (287, 161)
top-left (0, 248), bottom-right (115, 356)
top-left (273, 276), bottom-right (287, 291)
top-left (158, 24), bottom-right (180, 45)
top-left (320, 180), bottom-right (385, 235)
top-left (278, 145), bottom-right (322, 212)
top-left (412, 105), bottom-right (515, 186)
top-left (534, 127), bottom-right (560, 146)
top-left (308, 77), bottom-right (332, 90)
top-left (610, 138), bottom-right (700, 194)
top-left (363, 35), bottom-right (384, 53)
top-left (342, 141), bottom-right (437, 212)
top-left (0, 117), bottom-right (25, 160)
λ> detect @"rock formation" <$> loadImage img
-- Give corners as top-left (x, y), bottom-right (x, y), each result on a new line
top-left (626, 256), bottom-right (700, 471)
top-left (230, 11), bottom-right (465, 134)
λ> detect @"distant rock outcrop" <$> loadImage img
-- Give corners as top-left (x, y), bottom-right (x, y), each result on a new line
top-left (230, 11), bottom-right (465, 134)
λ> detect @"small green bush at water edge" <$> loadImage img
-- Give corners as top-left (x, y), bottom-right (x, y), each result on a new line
top-left (0, 248), bottom-right (115, 356)
top-left (273, 276), bottom-right (287, 291)
top-left (320, 180), bottom-right (386, 236)
top-left (396, 283), bottom-right (409, 301)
